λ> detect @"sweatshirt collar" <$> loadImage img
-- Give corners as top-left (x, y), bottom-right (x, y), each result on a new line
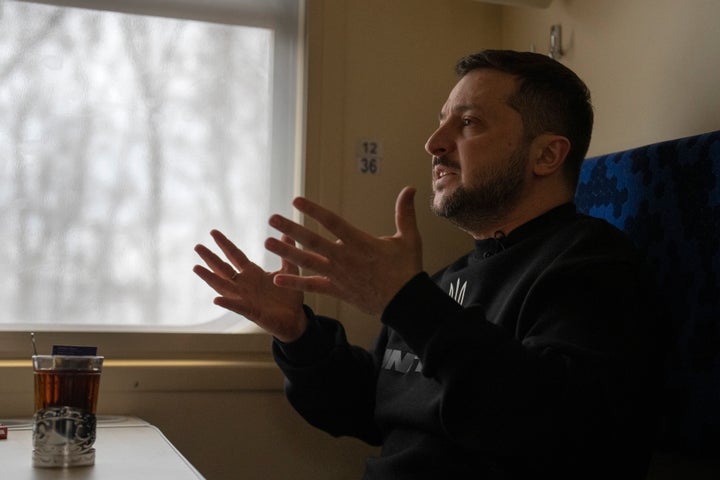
top-left (471, 203), bottom-right (576, 259)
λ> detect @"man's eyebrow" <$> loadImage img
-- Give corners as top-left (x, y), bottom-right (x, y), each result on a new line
top-left (438, 104), bottom-right (482, 121)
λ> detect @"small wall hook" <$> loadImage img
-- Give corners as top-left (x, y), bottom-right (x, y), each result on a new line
top-left (549, 24), bottom-right (563, 60)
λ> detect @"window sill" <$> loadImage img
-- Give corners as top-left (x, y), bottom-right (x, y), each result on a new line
top-left (0, 353), bottom-right (284, 394)
top-left (0, 329), bottom-right (273, 359)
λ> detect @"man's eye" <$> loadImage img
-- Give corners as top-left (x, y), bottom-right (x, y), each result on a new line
top-left (462, 118), bottom-right (473, 126)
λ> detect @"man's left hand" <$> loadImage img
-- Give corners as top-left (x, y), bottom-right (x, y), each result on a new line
top-left (265, 186), bottom-right (423, 315)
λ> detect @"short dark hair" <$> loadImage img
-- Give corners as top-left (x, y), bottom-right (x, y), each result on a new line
top-left (455, 50), bottom-right (593, 186)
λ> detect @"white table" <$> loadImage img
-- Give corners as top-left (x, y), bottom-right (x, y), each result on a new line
top-left (0, 416), bottom-right (205, 479)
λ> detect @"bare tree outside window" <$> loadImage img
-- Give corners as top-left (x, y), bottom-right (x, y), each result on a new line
top-left (0, 2), bottom-right (284, 328)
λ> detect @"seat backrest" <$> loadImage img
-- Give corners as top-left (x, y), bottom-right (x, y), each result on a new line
top-left (575, 130), bottom-right (720, 456)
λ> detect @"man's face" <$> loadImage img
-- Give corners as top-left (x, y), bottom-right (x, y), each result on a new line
top-left (426, 69), bottom-right (531, 234)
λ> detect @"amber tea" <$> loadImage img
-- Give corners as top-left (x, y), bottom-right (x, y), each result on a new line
top-left (34, 370), bottom-right (100, 412)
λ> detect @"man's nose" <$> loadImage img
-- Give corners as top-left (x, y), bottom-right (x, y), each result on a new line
top-left (424, 124), bottom-right (453, 157)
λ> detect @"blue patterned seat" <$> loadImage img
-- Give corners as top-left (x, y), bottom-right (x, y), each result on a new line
top-left (575, 130), bottom-right (720, 457)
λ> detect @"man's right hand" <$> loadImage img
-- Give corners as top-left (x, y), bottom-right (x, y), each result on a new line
top-left (193, 230), bottom-right (307, 343)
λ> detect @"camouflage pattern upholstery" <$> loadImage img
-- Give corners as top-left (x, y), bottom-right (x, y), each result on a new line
top-left (575, 130), bottom-right (720, 455)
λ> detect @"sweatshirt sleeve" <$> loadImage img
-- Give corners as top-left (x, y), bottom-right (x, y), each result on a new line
top-left (381, 265), bottom-right (662, 473)
top-left (272, 306), bottom-right (384, 445)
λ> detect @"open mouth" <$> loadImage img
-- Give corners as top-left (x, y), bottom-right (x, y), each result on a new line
top-left (434, 166), bottom-right (458, 182)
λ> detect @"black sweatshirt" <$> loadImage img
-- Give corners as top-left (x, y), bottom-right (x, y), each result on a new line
top-left (273, 203), bottom-right (663, 479)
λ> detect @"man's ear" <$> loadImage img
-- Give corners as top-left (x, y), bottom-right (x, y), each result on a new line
top-left (531, 134), bottom-right (571, 177)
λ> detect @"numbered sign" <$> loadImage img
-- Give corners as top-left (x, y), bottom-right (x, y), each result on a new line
top-left (357, 139), bottom-right (382, 175)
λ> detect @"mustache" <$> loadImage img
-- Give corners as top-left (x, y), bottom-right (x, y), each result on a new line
top-left (432, 155), bottom-right (448, 167)
top-left (432, 155), bottom-right (457, 168)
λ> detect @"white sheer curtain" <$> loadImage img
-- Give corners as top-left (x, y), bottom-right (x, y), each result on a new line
top-left (0, 0), bottom-right (301, 329)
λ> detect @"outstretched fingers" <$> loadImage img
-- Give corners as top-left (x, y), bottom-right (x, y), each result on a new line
top-left (209, 229), bottom-right (251, 273)
top-left (272, 272), bottom-right (336, 296)
top-left (290, 197), bottom-right (371, 245)
top-left (194, 229), bottom-right (258, 296)
top-left (194, 243), bottom-right (236, 281)
top-left (265, 234), bottom-right (331, 274)
top-left (278, 234), bottom-right (300, 276)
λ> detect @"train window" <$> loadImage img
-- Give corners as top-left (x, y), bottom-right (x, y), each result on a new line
top-left (0, 0), bottom-right (302, 334)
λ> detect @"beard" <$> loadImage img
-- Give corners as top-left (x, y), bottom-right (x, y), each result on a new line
top-left (430, 144), bottom-right (529, 233)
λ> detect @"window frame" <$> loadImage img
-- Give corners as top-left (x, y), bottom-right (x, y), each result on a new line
top-left (0, 0), bottom-right (306, 358)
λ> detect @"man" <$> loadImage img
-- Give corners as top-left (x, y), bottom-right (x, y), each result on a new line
top-left (194, 50), bottom-right (661, 479)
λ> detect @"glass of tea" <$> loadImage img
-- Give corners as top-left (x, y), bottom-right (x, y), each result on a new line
top-left (32, 346), bottom-right (103, 468)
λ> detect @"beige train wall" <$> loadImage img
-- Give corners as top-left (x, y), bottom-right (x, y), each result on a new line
top-left (499, 0), bottom-right (720, 157)
top-left (2, 1), bottom-right (719, 479)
